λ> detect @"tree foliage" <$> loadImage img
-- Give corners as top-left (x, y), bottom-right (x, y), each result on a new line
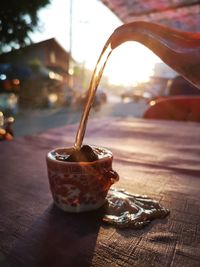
top-left (0, 0), bottom-right (50, 52)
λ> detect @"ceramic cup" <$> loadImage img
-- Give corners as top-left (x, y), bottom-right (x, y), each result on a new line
top-left (46, 146), bottom-right (119, 212)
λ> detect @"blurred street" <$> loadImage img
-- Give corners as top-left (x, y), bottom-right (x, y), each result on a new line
top-left (13, 95), bottom-right (147, 137)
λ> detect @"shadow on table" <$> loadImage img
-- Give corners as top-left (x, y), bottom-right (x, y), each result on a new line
top-left (7, 204), bottom-right (103, 267)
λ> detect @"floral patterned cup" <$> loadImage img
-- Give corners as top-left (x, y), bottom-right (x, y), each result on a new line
top-left (46, 146), bottom-right (119, 212)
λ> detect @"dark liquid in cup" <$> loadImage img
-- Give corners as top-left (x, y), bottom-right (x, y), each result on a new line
top-left (54, 145), bottom-right (111, 162)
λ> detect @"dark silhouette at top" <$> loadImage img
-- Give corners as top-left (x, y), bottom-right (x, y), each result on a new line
top-left (0, 0), bottom-right (50, 52)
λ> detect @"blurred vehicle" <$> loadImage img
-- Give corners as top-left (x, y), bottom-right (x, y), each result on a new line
top-left (132, 89), bottom-right (153, 102)
top-left (121, 88), bottom-right (153, 102)
top-left (75, 89), bottom-right (107, 110)
top-left (121, 89), bottom-right (134, 101)
top-left (149, 75), bottom-right (200, 102)
top-left (0, 93), bottom-right (18, 115)
top-left (94, 89), bottom-right (107, 105)
top-left (0, 63), bottom-right (32, 93)
top-left (0, 66), bottom-right (20, 93)
top-left (143, 76), bottom-right (200, 122)
top-left (46, 82), bottom-right (75, 108)
top-left (0, 63), bottom-right (31, 113)
top-left (143, 96), bottom-right (200, 122)
top-left (0, 111), bottom-right (14, 141)
top-left (64, 87), bottom-right (75, 105)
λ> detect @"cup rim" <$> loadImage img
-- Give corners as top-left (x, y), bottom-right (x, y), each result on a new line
top-left (46, 145), bottom-right (113, 166)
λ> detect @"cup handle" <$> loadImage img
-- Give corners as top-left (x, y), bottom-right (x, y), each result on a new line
top-left (103, 168), bottom-right (119, 183)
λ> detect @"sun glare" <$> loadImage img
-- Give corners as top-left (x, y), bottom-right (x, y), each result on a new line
top-left (104, 42), bottom-right (160, 86)
top-left (32, 0), bottom-right (161, 87)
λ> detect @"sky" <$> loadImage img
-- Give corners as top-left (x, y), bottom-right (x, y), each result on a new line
top-left (31, 0), bottom-right (161, 85)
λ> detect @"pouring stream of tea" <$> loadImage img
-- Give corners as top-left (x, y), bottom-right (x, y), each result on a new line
top-left (74, 21), bottom-right (200, 149)
top-left (74, 42), bottom-right (112, 149)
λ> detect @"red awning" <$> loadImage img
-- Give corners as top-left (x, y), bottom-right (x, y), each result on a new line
top-left (101, 0), bottom-right (200, 32)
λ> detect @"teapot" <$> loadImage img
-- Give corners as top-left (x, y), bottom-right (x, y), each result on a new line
top-left (107, 21), bottom-right (200, 89)
top-left (74, 21), bottom-right (200, 149)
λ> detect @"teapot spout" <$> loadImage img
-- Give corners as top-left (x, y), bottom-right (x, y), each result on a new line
top-left (109, 21), bottom-right (200, 89)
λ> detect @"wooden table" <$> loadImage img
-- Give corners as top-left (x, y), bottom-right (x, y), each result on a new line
top-left (1, 117), bottom-right (200, 267)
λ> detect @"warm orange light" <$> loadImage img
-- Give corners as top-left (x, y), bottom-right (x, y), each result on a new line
top-left (150, 100), bottom-right (156, 106)
top-left (12, 79), bottom-right (20, 86)
top-left (0, 128), bottom-right (6, 135)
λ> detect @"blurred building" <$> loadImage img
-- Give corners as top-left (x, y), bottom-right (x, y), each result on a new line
top-left (0, 38), bottom-right (69, 76)
top-left (153, 62), bottom-right (177, 79)
top-left (147, 62), bottom-right (177, 98)
top-left (0, 39), bottom-right (75, 109)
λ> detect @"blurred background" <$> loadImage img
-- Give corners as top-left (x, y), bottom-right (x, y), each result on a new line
top-left (1, 0), bottom-right (200, 139)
